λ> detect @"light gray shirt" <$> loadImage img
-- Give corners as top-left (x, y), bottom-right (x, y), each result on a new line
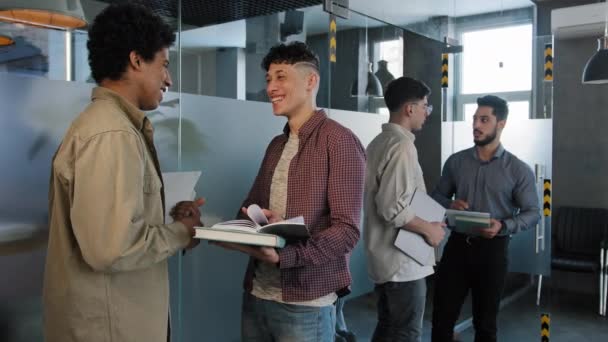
top-left (431, 145), bottom-right (541, 236)
top-left (363, 123), bottom-right (433, 284)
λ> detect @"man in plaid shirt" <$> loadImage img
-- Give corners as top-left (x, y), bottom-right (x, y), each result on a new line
top-left (217, 41), bottom-right (365, 341)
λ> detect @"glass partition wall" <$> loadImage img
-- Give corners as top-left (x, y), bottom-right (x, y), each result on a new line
top-left (1, 1), bottom-right (571, 341)
top-left (0, 1), bottom-right (407, 341)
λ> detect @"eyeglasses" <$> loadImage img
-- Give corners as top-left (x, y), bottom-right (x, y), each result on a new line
top-left (411, 102), bottom-right (433, 116)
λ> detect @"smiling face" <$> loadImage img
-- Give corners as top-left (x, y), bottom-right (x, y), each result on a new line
top-left (137, 48), bottom-right (172, 111)
top-left (265, 62), bottom-right (317, 118)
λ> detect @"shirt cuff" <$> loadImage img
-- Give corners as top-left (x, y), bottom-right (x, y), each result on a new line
top-left (500, 219), bottom-right (512, 235)
top-left (165, 221), bottom-right (191, 252)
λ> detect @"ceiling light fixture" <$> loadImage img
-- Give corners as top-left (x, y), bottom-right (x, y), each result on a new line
top-left (0, 0), bottom-right (87, 30)
top-left (582, 0), bottom-right (608, 84)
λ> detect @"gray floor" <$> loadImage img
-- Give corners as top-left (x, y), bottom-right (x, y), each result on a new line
top-left (343, 272), bottom-right (608, 342)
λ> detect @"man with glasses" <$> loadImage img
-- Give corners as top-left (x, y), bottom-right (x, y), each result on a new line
top-left (364, 76), bottom-right (446, 341)
top-left (430, 95), bottom-right (540, 342)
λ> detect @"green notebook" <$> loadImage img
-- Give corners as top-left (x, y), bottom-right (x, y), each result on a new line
top-left (453, 215), bottom-right (491, 236)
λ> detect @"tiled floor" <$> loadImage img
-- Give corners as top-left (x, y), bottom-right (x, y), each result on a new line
top-left (343, 272), bottom-right (608, 342)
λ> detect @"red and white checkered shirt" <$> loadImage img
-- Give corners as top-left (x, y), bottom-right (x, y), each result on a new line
top-left (240, 110), bottom-right (366, 302)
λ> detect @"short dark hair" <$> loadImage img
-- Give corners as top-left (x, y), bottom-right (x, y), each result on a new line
top-left (384, 77), bottom-right (431, 113)
top-left (261, 41), bottom-right (320, 72)
top-left (477, 95), bottom-right (509, 121)
top-left (87, 3), bottom-right (175, 83)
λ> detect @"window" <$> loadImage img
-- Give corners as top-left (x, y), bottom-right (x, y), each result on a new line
top-left (464, 101), bottom-right (529, 122)
top-left (456, 23), bottom-right (533, 121)
top-left (462, 24), bottom-right (532, 94)
top-left (378, 38), bottom-right (403, 78)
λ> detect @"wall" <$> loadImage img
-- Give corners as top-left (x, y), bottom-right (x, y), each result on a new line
top-left (403, 30), bottom-right (444, 192)
top-left (552, 36), bottom-right (608, 210)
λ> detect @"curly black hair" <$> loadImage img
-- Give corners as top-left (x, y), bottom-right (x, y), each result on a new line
top-left (87, 3), bottom-right (175, 83)
top-left (384, 77), bottom-right (431, 113)
top-left (261, 41), bottom-right (320, 72)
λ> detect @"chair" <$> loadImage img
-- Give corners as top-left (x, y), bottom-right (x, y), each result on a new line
top-left (550, 207), bottom-right (608, 315)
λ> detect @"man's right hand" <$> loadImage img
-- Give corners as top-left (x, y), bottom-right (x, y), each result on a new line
top-left (424, 222), bottom-right (447, 247)
top-left (174, 198), bottom-right (205, 249)
top-left (450, 199), bottom-right (469, 211)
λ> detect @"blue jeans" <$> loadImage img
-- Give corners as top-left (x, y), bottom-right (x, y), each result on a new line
top-left (372, 278), bottom-right (427, 342)
top-left (241, 292), bottom-right (336, 342)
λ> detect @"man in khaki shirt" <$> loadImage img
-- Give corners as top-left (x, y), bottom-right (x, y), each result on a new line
top-left (43, 4), bottom-right (203, 342)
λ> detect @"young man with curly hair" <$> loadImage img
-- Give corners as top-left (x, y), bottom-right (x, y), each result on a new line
top-left (42, 4), bottom-right (203, 342)
top-left (209, 41), bottom-right (365, 341)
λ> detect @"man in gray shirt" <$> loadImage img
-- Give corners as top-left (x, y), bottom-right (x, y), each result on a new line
top-left (364, 76), bottom-right (446, 342)
top-left (431, 95), bottom-right (540, 342)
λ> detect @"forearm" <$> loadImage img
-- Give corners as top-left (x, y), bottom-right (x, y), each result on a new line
top-left (278, 220), bottom-right (360, 268)
top-left (503, 208), bottom-right (541, 235)
top-left (74, 215), bottom-right (190, 272)
top-left (402, 216), bottom-right (431, 239)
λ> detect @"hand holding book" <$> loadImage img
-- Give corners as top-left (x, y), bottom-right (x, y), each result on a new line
top-left (475, 218), bottom-right (502, 239)
top-left (194, 204), bottom-right (310, 248)
top-left (211, 240), bottom-right (280, 263)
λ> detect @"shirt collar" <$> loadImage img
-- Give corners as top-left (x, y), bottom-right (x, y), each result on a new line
top-left (91, 86), bottom-right (147, 131)
top-left (472, 143), bottom-right (505, 161)
top-left (382, 122), bottom-right (416, 142)
top-left (282, 109), bottom-right (327, 139)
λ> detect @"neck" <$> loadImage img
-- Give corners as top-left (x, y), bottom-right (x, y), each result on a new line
top-left (476, 139), bottom-right (501, 161)
top-left (287, 102), bottom-right (316, 135)
top-left (99, 79), bottom-right (139, 109)
top-left (388, 114), bottom-right (413, 132)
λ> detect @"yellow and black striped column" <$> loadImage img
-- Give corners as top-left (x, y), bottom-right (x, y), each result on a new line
top-left (541, 313), bottom-right (550, 341)
top-left (544, 44), bottom-right (553, 82)
top-left (543, 180), bottom-right (551, 217)
top-left (441, 53), bottom-right (448, 88)
top-left (329, 15), bottom-right (337, 63)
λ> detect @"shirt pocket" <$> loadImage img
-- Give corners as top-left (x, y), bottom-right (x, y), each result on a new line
top-left (143, 173), bottom-right (162, 194)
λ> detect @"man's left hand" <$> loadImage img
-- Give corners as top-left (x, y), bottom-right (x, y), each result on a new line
top-left (476, 219), bottom-right (502, 239)
top-left (212, 241), bottom-right (280, 264)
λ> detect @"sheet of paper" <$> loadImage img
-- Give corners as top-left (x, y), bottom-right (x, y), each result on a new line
top-left (410, 188), bottom-right (446, 222)
top-left (162, 171), bottom-right (202, 223)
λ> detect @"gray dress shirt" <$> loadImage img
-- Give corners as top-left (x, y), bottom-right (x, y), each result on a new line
top-left (431, 144), bottom-right (541, 236)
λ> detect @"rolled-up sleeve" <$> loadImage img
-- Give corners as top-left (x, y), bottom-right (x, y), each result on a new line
top-left (70, 131), bottom-right (190, 273)
top-left (373, 141), bottom-right (418, 228)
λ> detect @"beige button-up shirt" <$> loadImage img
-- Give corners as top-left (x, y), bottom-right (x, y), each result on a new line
top-left (363, 123), bottom-right (433, 284)
top-left (43, 87), bottom-right (190, 342)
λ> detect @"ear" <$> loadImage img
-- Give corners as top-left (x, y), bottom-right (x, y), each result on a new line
top-left (128, 51), bottom-right (142, 70)
top-left (497, 119), bottom-right (507, 130)
top-left (403, 103), bottom-right (413, 117)
top-left (306, 72), bottom-right (319, 91)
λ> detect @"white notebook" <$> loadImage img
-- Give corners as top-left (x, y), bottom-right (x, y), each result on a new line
top-left (394, 188), bottom-right (446, 266)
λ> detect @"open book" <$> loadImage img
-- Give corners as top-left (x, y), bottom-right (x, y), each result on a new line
top-left (194, 204), bottom-right (310, 248)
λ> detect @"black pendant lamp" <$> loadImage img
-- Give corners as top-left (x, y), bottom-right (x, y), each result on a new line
top-left (582, 1), bottom-right (608, 84)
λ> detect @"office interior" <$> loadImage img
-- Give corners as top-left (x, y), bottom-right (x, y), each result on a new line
top-left (0, 0), bottom-right (607, 340)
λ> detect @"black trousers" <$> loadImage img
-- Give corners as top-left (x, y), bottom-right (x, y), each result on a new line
top-left (431, 232), bottom-right (509, 342)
